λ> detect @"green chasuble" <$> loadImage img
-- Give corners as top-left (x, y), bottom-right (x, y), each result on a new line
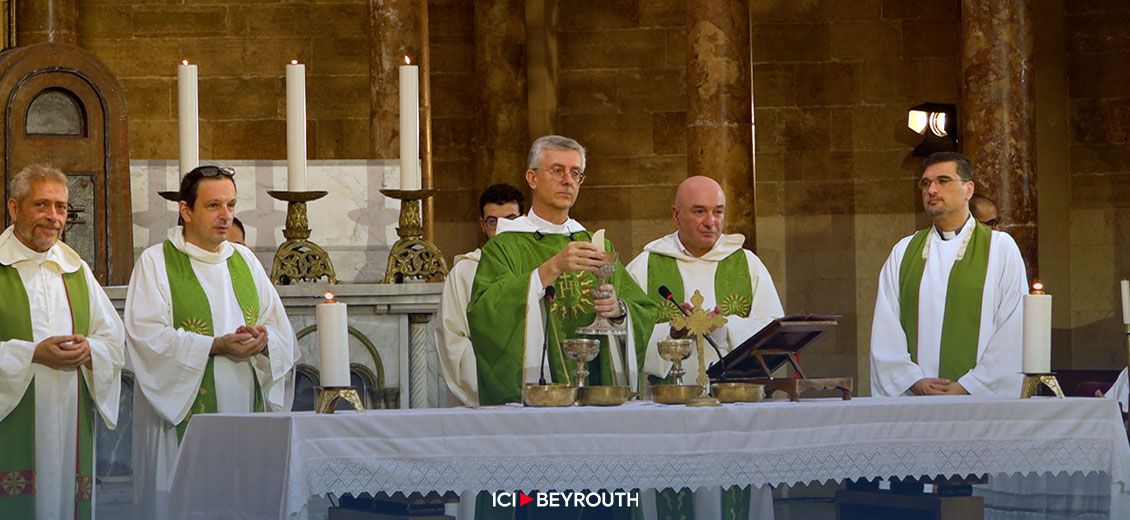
top-left (163, 240), bottom-right (264, 441)
top-left (644, 252), bottom-right (754, 520)
top-left (468, 230), bottom-right (658, 406)
top-left (469, 231), bottom-right (656, 520)
top-left (897, 223), bottom-right (992, 381)
top-left (646, 250), bottom-right (754, 323)
top-left (0, 264), bottom-right (95, 520)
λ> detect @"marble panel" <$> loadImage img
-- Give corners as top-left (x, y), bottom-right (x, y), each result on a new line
top-left (129, 160), bottom-right (405, 283)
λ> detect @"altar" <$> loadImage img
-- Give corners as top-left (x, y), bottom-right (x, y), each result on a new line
top-left (169, 395), bottom-right (1130, 520)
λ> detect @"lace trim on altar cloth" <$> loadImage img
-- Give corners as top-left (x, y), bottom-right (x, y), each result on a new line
top-left (286, 438), bottom-right (1130, 518)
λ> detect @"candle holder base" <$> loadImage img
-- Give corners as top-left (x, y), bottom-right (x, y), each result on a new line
top-left (267, 191), bottom-right (337, 285)
top-left (315, 387), bottom-right (364, 414)
top-left (1020, 373), bottom-right (1064, 399)
top-left (380, 189), bottom-right (447, 283)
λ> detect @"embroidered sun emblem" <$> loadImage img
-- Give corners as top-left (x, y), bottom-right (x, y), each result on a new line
top-left (719, 294), bottom-right (752, 317)
top-left (179, 317), bottom-right (209, 335)
top-left (550, 271), bottom-right (596, 318)
top-left (1, 471), bottom-right (32, 495)
top-left (658, 298), bottom-right (682, 323)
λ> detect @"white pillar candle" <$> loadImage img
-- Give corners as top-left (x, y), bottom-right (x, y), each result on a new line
top-left (1022, 282), bottom-right (1052, 374)
top-left (177, 60), bottom-right (199, 175)
top-left (399, 58), bottom-right (421, 190)
top-left (286, 60), bottom-right (308, 192)
top-left (315, 292), bottom-right (351, 387)
top-left (1121, 280), bottom-right (1130, 325)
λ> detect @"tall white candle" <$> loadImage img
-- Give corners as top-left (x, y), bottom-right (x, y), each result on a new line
top-left (399, 58), bottom-right (421, 191)
top-left (177, 60), bottom-right (199, 175)
top-left (1022, 282), bottom-right (1052, 374)
top-left (1121, 280), bottom-right (1130, 325)
top-left (315, 292), bottom-right (351, 387)
top-left (286, 60), bottom-right (308, 192)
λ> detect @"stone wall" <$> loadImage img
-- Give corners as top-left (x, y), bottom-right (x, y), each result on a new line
top-left (64, 0), bottom-right (1130, 390)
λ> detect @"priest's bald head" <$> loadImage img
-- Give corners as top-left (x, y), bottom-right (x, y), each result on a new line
top-left (524, 135), bottom-right (586, 224)
top-left (7, 163), bottom-right (68, 252)
top-left (673, 176), bottom-right (726, 257)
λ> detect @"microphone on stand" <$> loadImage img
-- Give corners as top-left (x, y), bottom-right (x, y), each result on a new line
top-left (539, 286), bottom-right (556, 385)
top-left (658, 285), bottom-right (728, 381)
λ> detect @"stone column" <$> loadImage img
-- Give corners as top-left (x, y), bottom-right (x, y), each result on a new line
top-left (369, 0), bottom-right (421, 159)
top-left (473, 0), bottom-right (528, 191)
top-left (16, 0), bottom-right (76, 45)
top-left (408, 313), bottom-right (431, 408)
top-left (961, 0), bottom-right (1037, 279)
top-left (686, 0), bottom-right (756, 248)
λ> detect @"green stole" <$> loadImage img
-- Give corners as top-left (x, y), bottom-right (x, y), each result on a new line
top-left (646, 250), bottom-right (753, 322)
top-left (897, 223), bottom-right (992, 381)
top-left (468, 231), bottom-right (658, 406)
top-left (0, 263), bottom-right (94, 520)
top-left (162, 240), bottom-right (264, 441)
top-left (646, 251), bottom-right (753, 519)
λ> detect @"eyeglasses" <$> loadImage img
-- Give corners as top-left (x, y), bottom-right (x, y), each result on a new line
top-left (916, 175), bottom-right (963, 190)
top-left (198, 166), bottom-right (235, 178)
top-left (535, 165), bottom-right (585, 184)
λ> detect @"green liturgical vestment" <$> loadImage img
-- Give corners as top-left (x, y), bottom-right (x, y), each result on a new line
top-left (0, 265), bottom-right (94, 520)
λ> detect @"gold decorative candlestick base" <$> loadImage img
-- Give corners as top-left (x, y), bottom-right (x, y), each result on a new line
top-left (380, 189), bottom-right (448, 283)
top-left (315, 387), bottom-right (365, 413)
top-left (1020, 373), bottom-right (1065, 399)
top-left (267, 190), bottom-right (337, 285)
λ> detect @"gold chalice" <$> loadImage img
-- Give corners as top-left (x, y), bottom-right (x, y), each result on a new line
top-left (561, 338), bottom-right (601, 388)
top-left (576, 252), bottom-right (625, 336)
top-left (657, 338), bottom-right (694, 385)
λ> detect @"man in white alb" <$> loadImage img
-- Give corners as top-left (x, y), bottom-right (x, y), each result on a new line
top-left (870, 151), bottom-right (1026, 397)
top-left (435, 183), bottom-right (524, 406)
top-left (0, 163), bottom-right (123, 520)
top-left (125, 165), bottom-right (299, 516)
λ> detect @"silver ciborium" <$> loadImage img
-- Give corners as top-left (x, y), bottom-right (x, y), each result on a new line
top-left (576, 252), bottom-right (625, 336)
top-left (657, 338), bottom-right (695, 385)
top-left (561, 338), bottom-right (601, 387)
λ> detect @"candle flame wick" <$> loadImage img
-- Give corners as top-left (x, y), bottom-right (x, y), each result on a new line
top-left (291, 59), bottom-right (299, 65)
top-left (181, 59), bottom-right (189, 65)
top-left (1031, 281), bottom-right (1046, 295)
top-left (404, 56), bottom-right (411, 65)
top-left (323, 291), bottom-right (336, 303)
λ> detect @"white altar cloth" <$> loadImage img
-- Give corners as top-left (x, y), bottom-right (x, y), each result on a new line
top-left (169, 395), bottom-right (1130, 520)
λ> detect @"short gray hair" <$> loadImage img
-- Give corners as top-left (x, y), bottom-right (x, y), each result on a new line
top-left (526, 135), bottom-right (587, 171)
top-left (9, 164), bottom-right (68, 201)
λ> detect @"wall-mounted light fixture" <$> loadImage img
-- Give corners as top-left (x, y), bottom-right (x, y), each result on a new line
top-left (908, 102), bottom-right (958, 156)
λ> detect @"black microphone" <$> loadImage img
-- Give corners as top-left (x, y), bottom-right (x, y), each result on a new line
top-left (539, 286), bottom-right (556, 385)
top-left (657, 285), bottom-right (728, 381)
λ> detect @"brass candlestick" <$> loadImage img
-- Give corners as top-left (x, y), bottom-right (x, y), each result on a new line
top-left (379, 189), bottom-right (448, 283)
top-left (315, 386), bottom-right (365, 413)
top-left (267, 190), bottom-right (337, 285)
top-left (670, 290), bottom-right (726, 407)
top-left (1020, 372), bottom-right (1065, 399)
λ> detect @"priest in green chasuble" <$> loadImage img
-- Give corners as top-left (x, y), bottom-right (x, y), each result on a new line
top-left (0, 164), bottom-right (124, 520)
top-left (467, 135), bottom-right (657, 406)
top-left (626, 175), bottom-right (781, 520)
top-left (125, 165), bottom-right (300, 517)
top-left (468, 135), bottom-right (655, 519)
top-left (870, 152), bottom-right (1026, 397)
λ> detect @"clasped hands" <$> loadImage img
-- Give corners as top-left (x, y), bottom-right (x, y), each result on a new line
top-left (33, 335), bottom-right (92, 370)
top-left (910, 377), bottom-right (968, 395)
top-left (211, 325), bottom-right (270, 359)
top-left (538, 241), bottom-right (624, 319)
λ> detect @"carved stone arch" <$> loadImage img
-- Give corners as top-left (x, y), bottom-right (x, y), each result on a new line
top-left (0, 42), bottom-right (131, 284)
